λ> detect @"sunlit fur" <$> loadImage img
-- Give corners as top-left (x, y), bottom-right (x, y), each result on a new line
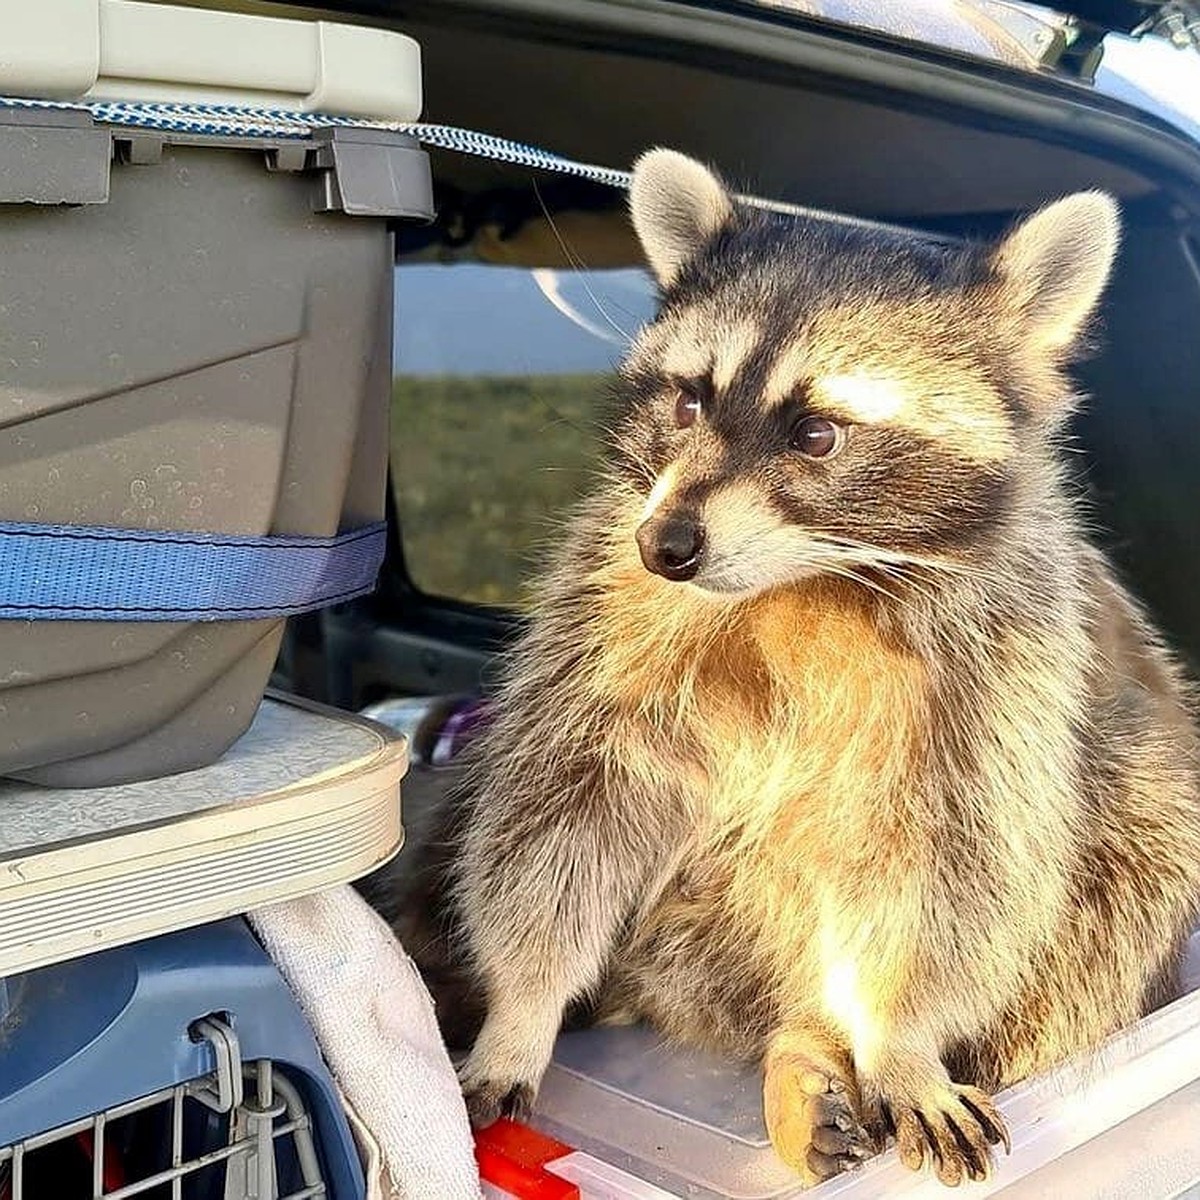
top-left (409, 152), bottom-right (1200, 1187)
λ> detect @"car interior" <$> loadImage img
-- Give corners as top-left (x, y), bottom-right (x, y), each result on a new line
top-left (4, 0), bottom-right (1200, 1193)
top-left (258, 0), bottom-right (1200, 710)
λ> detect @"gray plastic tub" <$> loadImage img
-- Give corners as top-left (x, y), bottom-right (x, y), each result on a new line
top-left (0, 109), bottom-right (431, 786)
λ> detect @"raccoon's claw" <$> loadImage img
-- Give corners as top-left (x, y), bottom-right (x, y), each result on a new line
top-left (807, 1091), bottom-right (876, 1176)
top-left (884, 1083), bottom-right (1009, 1187)
top-left (764, 1053), bottom-right (880, 1185)
top-left (456, 1014), bottom-right (550, 1130)
top-left (457, 1048), bottom-right (535, 1128)
top-left (460, 1076), bottom-right (535, 1129)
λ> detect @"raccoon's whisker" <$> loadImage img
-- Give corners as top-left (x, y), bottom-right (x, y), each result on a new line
top-left (607, 297), bottom-right (651, 328)
top-left (851, 556), bottom-right (943, 602)
top-left (598, 446), bottom-right (658, 492)
top-left (872, 567), bottom-right (943, 607)
top-left (592, 420), bottom-right (628, 445)
top-left (800, 528), bottom-right (939, 569)
top-left (806, 535), bottom-right (945, 577)
top-left (737, 539), bottom-right (909, 604)
top-left (572, 277), bottom-right (634, 346)
top-left (802, 530), bottom-right (989, 584)
top-left (823, 562), bottom-right (904, 604)
top-left (536, 411), bottom-right (602, 441)
top-left (806, 544), bottom-right (946, 606)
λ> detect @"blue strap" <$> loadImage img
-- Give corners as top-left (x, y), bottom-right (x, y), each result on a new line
top-left (0, 520), bottom-right (386, 621)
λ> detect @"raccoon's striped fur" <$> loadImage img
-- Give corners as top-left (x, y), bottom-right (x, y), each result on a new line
top-left (424, 151), bottom-right (1200, 1187)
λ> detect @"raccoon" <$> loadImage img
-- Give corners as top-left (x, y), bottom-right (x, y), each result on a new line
top-left (440, 150), bottom-right (1200, 1187)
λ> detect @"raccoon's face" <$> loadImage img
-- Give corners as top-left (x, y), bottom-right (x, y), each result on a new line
top-left (615, 150), bottom-right (1119, 597)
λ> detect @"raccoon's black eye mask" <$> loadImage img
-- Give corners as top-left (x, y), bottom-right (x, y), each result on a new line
top-left (661, 369), bottom-right (850, 464)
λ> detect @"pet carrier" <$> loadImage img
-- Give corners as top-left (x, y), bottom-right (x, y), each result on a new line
top-left (0, 920), bottom-right (363, 1200)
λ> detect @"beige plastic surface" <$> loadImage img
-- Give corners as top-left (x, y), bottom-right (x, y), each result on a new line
top-left (0, 694), bottom-right (407, 976)
top-left (0, 0), bottom-right (423, 119)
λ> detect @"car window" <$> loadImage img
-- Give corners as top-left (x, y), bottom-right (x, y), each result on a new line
top-left (391, 262), bottom-right (656, 608)
top-left (700, 0), bottom-right (1070, 69)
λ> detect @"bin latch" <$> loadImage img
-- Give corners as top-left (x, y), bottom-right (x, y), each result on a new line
top-left (306, 127), bottom-right (434, 221)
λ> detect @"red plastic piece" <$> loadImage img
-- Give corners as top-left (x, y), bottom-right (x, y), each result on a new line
top-left (473, 1118), bottom-right (580, 1199)
top-left (75, 1129), bottom-right (127, 1192)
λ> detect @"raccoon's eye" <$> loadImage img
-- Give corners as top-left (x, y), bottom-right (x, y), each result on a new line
top-left (790, 415), bottom-right (844, 459)
top-left (673, 382), bottom-right (704, 429)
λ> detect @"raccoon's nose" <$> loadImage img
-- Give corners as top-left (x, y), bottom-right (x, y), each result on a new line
top-left (636, 512), bottom-right (705, 582)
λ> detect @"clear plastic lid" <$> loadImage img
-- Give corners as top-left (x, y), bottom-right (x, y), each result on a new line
top-left (531, 930), bottom-right (1200, 1199)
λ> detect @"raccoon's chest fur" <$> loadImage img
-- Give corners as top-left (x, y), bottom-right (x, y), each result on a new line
top-left (688, 582), bottom-right (925, 835)
top-left (609, 582), bottom-right (928, 1046)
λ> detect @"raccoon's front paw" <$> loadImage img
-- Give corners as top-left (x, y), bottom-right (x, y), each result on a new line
top-left (871, 1069), bottom-right (1010, 1186)
top-left (457, 1056), bottom-right (536, 1129)
top-left (764, 1052), bottom-right (879, 1184)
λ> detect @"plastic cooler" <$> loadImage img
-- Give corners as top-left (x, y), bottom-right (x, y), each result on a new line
top-left (0, 0), bottom-right (432, 787)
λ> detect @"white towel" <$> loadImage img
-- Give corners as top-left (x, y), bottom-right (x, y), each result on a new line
top-left (248, 886), bottom-right (483, 1200)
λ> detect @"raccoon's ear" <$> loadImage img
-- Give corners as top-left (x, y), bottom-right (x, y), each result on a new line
top-left (629, 149), bottom-right (734, 287)
top-left (991, 191), bottom-right (1120, 354)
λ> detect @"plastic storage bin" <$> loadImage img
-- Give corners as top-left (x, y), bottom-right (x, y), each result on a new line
top-left (0, 918), bottom-right (367, 1200)
top-left (520, 930), bottom-right (1200, 1199)
top-left (0, 8), bottom-right (432, 787)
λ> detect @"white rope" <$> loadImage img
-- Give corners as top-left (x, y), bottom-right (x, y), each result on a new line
top-left (0, 96), bottom-right (632, 190)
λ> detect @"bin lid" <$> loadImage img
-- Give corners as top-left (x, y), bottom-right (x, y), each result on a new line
top-left (1, 0), bottom-right (422, 121)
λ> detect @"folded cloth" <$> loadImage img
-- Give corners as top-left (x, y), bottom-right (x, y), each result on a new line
top-left (248, 886), bottom-right (482, 1200)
